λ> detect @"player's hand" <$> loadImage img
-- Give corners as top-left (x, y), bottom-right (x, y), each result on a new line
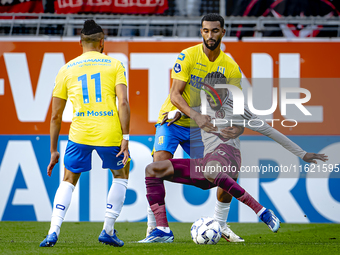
top-left (303, 153), bottom-right (328, 164)
top-left (220, 126), bottom-right (244, 139)
top-left (117, 139), bottom-right (130, 165)
top-left (47, 151), bottom-right (60, 177)
top-left (193, 113), bottom-right (217, 133)
top-left (161, 111), bottom-right (182, 126)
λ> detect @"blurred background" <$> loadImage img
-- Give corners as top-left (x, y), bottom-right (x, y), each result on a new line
top-left (1, 0), bottom-right (340, 38)
top-left (0, 0), bottom-right (339, 224)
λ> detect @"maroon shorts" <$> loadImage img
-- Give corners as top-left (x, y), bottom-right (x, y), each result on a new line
top-left (169, 144), bottom-right (241, 190)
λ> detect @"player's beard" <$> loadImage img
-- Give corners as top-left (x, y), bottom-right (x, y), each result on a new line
top-left (203, 37), bottom-right (221, 51)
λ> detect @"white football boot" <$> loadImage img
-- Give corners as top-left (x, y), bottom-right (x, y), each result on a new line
top-left (221, 224), bottom-right (244, 242)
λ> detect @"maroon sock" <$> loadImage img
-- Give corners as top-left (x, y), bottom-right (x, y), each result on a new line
top-left (213, 172), bottom-right (263, 214)
top-left (151, 204), bottom-right (169, 227)
top-left (146, 177), bottom-right (165, 206)
top-left (237, 192), bottom-right (263, 214)
top-left (145, 177), bottom-right (169, 227)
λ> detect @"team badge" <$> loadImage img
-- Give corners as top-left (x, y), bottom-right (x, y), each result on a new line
top-left (215, 109), bottom-right (225, 119)
top-left (174, 63), bottom-right (182, 73)
top-left (217, 66), bottom-right (225, 74)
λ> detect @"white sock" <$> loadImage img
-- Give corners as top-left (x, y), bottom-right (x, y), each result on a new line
top-left (257, 207), bottom-right (266, 217)
top-left (103, 178), bottom-right (128, 236)
top-left (213, 201), bottom-right (231, 229)
top-left (147, 205), bottom-right (156, 228)
top-left (156, 226), bottom-right (170, 233)
top-left (48, 181), bottom-right (75, 237)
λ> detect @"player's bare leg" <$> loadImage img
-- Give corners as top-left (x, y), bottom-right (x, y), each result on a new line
top-left (146, 150), bottom-right (173, 236)
top-left (99, 162), bottom-right (130, 247)
top-left (40, 169), bottom-right (80, 247)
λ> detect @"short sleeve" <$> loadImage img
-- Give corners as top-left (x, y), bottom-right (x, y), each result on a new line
top-left (52, 68), bottom-right (68, 100)
top-left (227, 65), bottom-right (242, 90)
top-left (115, 62), bottom-right (128, 86)
top-left (171, 50), bottom-right (193, 82)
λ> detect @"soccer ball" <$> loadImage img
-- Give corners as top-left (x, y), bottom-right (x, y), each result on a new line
top-left (190, 217), bottom-right (222, 245)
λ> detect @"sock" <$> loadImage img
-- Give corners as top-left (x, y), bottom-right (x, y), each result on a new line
top-left (147, 205), bottom-right (156, 228)
top-left (49, 181), bottom-right (75, 237)
top-left (145, 177), bottom-right (165, 206)
top-left (151, 204), bottom-right (169, 227)
top-left (103, 178), bottom-right (128, 236)
top-left (213, 172), bottom-right (263, 214)
top-left (237, 192), bottom-right (263, 214)
top-left (257, 207), bottom-right (266, 217)
top-left (213, 201), bottom-right (230, 229)
top-left (145, 177), bottom-right (169, 227)
top-left (156, 226), bottom-right (170, 233)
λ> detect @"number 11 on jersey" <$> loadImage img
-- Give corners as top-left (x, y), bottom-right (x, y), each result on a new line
top-left (78, 72), bottom-right (102, 104)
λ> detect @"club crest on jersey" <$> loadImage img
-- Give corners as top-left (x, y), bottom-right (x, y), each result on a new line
top-left (217, 66), bottom-right (225, 74)
top-left (215, 109), bottom-right (225, 119)
top-left (174, 63), bottom-right (182, 73)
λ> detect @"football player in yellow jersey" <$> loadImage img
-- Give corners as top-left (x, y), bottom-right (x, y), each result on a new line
top-left (40, 20), bottom-right (130, 248)
top-left (147, 13), bottom-right (245, 242)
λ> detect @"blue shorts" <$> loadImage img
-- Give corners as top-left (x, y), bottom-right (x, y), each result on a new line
top-left (64, 140), bottom-right (129, 173)
top-left (153, 123), bottom-right (204, 159)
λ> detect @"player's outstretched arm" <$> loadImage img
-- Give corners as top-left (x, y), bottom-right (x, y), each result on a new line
top-left (116, 84), bottom-right (130, 165)
top-left (48, 97), bottom-right (66, 177)
top-left (303, 153), bottom-right (328, 164)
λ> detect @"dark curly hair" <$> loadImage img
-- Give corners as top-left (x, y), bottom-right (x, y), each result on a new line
top-left (201, 13), bottom-right (225, 28)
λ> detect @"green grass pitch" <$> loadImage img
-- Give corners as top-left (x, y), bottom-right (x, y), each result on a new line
top-left (1, 222), bottom-right (339, 254)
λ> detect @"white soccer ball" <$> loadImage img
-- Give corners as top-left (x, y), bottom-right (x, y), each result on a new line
top-left (190, 217), bottom-right (222, 245)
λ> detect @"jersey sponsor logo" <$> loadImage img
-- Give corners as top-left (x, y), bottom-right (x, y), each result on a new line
top-left (194, 67), bottom-right (207, 73)
top-left (56, 204), bottom-right (66, 210)
top-left (158, 136), bottom-right (164, 145)
top-left (177, 53), bottom-right (185, 61)
top-left (217, 66), bottom-right (225, 74)
top-left (196, 62), bottom-right (207, 67)
top-left (174, 63), bottom-right (182, 73)
top-left (189, 74), bottom-right (203, 89)
top-left (215, 109), bottom-right (225, 119)
top-left (67, 58), bottom-right (111, 69)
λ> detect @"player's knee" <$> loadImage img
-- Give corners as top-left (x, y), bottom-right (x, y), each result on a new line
top-left (203, 161), bottom-right (221, 182)
top-left (145, 163), bottom-right (156, 177)
top-left (203, 171), bottom-right (218, 183)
